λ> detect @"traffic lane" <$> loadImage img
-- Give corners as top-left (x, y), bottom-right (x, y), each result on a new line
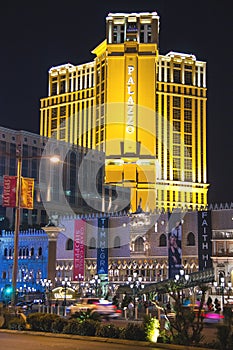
top-left (0, 332), bottom-right (164, 350)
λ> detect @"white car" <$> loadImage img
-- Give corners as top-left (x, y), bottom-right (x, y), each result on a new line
top-left (67, 298), bottom-right (121, 318)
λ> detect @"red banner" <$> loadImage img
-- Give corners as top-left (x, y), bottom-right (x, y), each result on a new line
top-left (73, 219), bottom-right (86, 281)
top-left (21, 177), bottom-right (34, 209)
top-left (2, 175), bottom-right (17, 207)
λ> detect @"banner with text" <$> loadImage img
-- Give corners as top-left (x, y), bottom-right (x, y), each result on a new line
top-left (73, 219), bottom-right (86, 281)
top-left (168, 212), bottom-right (183, 279)
top-left (2, 175), bottom-right (17, 207)
top-left (97, 217), bottom-right (109, 276)
top-left (198, 210), bottom-right (212, 270)
top-left (21, 177), bottom-right (34, 209)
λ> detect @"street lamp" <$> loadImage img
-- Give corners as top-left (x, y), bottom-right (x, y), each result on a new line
top-left (41, 278), bottom-right (53, 309)
top-left (174, 269), bottom-right (190, 304)
top-left (128, 272), bottom-right (144, 319)
top-left (213, 277), bottom-right (232, 310)
top-left (9, 148), bottom-right (60, 306)
top-left (90, 275), bottom-right (101, 296)
top-left (62, 277), bottom-right (71, 310)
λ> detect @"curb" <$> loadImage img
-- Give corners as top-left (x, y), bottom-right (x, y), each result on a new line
top-left (0, 329), bottom-right (216, 350)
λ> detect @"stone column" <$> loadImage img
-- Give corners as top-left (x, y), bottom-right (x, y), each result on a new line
top-left (42, 226), bottom-right (65, 286)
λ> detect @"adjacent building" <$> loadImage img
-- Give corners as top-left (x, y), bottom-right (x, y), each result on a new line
top-left (0, 126), bottom-right (128, 230)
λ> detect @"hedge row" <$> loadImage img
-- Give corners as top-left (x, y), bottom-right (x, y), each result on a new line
top-left (3, 312), bottom-right (146, 341)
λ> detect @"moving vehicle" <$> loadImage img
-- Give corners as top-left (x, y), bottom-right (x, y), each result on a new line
top-left (67, 297), bottom-right (121, 318)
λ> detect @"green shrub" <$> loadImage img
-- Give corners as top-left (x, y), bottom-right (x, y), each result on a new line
top-left (77, 319), bottom-right (98, 336)
top-left (1, 309), bottom-right (17, 329)
top-left (95, 323), bottom-right (120, 338)
top-left (27, 312), bottom-right (60, 332)
top-left (39, 314), bottom-right (61, 332)
top-left (51, 317), bottom-right (69, 333)
top-left (63, 319), bottom-right (80, 334)
top-left (215, 325), bottom-right (233, 350)
top-left (27, 312), bottom-right (44, 331)
top-left (120, 322), bottom-right (146, 341)
top-left (8, 316), bottom-right (26, 330)
top-left (69, 309), bottom-right (101, 322)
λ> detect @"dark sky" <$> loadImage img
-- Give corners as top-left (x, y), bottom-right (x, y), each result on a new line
top-left (0, 0), bottom-right (232, 205)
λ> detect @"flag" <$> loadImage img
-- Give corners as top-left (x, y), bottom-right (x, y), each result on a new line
top-left (2, 175), bottom-right (17, 207)
top-left (20, 177), bottom-right (34, 209)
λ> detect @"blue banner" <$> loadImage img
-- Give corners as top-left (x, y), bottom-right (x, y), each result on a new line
top-left (97, 217), bottom-right (109, 276)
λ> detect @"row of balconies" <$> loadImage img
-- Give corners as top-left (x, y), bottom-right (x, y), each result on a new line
top-left (212, 251), bottom-right (233, 257)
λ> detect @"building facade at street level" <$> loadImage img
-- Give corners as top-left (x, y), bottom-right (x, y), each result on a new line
top-left (40, 11), bottom-right (208, 213)
top-left (56, 206), bottom-right (233, 295)
top-left (2, 205), bottom-right (232, 300)
top-left (0, 126), bottom-right (130, 230)
top-left (0, 229), bottom-right (48, 296)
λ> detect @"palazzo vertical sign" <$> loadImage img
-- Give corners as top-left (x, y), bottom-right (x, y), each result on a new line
top-left (198, 211), bottom-right (212, 270)
top-left (125, 57), bottom-right (137, 153)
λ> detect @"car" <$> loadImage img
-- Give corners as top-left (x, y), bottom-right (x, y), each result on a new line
top-left (67, 297), bottom-right (121, 319)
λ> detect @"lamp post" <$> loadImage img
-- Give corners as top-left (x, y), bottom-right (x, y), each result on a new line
top-left (174, 269), bottom-right (190, 304)
top-left (62, 277), bottom-right (71, 315)
top-left (90, 275), bottom-right (101, 296)
top-left (41, 278), bottom-right (53, 311)
top-left (213, 277), bottom-right (232, 310)
top-left (11, 149), bottom-right (22, 306)
top-left (9, 148), bottom-right (60, 306)
top-left (128, 272), bottom-right (144, 319)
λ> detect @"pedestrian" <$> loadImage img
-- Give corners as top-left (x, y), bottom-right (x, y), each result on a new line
top-left (214, 298), bottom-right (221, 313)
top-left (128, 300), bottom-right (134, 319)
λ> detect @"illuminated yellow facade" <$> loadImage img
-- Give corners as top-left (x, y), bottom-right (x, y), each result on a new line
top-left (40, 11), bottom-right (208, 212)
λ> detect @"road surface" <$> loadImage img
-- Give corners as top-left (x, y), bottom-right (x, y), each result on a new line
top-left (0, 331), bottom-right (166, 350)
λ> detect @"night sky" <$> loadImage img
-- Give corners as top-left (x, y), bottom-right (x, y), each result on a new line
top-left (0, 0), bottom-right (232, 204)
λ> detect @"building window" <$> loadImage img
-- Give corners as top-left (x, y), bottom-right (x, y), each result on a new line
top-left (60, 106), bottom-right (66, 116)
top-left (51, 83), bottom-right (57, 95)
top-left (66, 239), bottom-right (73, 250)
top-left (187, 232), bottom-right (195, 246)
top-left (89, 237), bottom-right (96, 249)
top-left (60, 80), bottom-right (66, 94)
top-left (113, 25), bottom-right (124, 43)
top-left (114, 236), bottom-right (121, 249)
top-left (140, 24), bottom-right (152, 43)
top-left (185, 71), bottom-right (193, 85)
top-left (30, 248), bottom-right (34, 257)
top-left (134, 236), bottom-right (144, 252)
top-left (38, 247), bottom-right (42, 256)
top-left (174, 69), bottom-right (181, 84)
top-left (159, 234), bottom-right (167, 247)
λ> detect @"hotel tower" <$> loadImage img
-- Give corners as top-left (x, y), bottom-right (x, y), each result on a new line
top-left (40, 11), bottom-right (208, 212)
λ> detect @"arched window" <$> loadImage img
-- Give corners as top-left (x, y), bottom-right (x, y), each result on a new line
top-left (89, 237), bottom-right (96, 249)
top-left (4, 248), bottom-right (7, 257)
top-left (66, 239), bottom-right (73, 250)
top-left (19, 248), bottom-right (22, 257)
top-left (135, 236), bottom-right (144, 252)
top-left (26, 248), bottom-right (29, 257)
top-left (114, 236), bottom-right (121, 248)
top-left (38, 247), bottom-right (42, 256)
top-left (187, 232), bottom-right (195, 246)
top-left (31, 247), bottom-right (34, 257)
top-left (159, 234), bottom-right (167, 247)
